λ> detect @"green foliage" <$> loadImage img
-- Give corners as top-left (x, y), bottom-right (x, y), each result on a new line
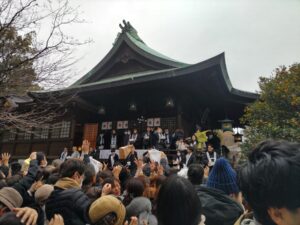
top-left (241, 64), bottom-right (300, 154)
top-left (0, 26), bottom-right (38, 96)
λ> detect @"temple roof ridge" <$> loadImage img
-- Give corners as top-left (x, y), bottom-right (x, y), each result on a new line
top-left (113, 20), bottom-right (188, 67)
top-left (117, 20), bottom-right (145, 44)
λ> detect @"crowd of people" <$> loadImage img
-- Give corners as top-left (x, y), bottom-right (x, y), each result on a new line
top-left (0, 139), bottom-right (299, 225)
top-left (94, 127), bottom-right (222, 151)
top-left (61, 137), bottom-right (221, 178)
top-left (66, 126), bottom-right (227, 173)
top-left (96, 127), bottom-right (176, 150)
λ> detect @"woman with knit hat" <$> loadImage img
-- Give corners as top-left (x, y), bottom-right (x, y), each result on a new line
top-left (195, 157), bottom-right (244, 225)
top-left (207, 157), bottom-right (242, 201)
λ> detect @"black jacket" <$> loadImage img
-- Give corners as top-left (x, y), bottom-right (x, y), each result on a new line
top-left (89, 149), bottom-right (100, 160)
top-left (194, 185), bottom-right (244, 225)
top-left (125, 151), bottom-right (138, 171)
top-left (107, 153), bottom-right (119, 169)
top-left (186, 153), bottom-right (197, 167)
top-left (12, 160), bottom-right (44, 225)
top-left (151, 132), bottom-right (159, 149)
top-left (45, 188), bottom-right (91, 225)
top-left (13, 160), bottom-right (38, 203)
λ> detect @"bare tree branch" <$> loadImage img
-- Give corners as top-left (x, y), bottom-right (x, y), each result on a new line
top-left (0, 0), bottom-right (91, 132)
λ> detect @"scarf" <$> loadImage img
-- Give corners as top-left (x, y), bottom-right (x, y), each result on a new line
top-left (144, 132), bottom-right (150, 139)
top-left (55, 177), bottom-right (81, 190)
top-left (111, 135), bottom-right (117, 145)
top-left (165, 134), bottom-right (170, 144)
top-left (206, 152), bottom-right (217, 166)
top-left (130, 134), bottom-right (138, 142)
top-left (99, 134), bottom-right (104, 145)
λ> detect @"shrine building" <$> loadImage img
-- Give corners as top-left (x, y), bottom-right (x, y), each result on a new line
top-left (0, 20), bottom-right (258, 158)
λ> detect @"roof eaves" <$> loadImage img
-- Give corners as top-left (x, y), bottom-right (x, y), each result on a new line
top-left (231, 88), bottom-right (259, 99)
top-left (173, 53), bottom-right (259, 100)
top-left (69, 68), bottom-right (176, 90)
top-left (31, 53), bottom-right (226, 95)
top-left (59, 54), bottom-right (223, 93)
top-left (31, 53), bottom-right (258, 101)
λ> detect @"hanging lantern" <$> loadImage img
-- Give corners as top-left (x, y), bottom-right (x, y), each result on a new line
top-left (165, 98), bottom-right (174, 108)
top-left (129, 102), bottom-right (137, 111)
top-left (98, 106), bottom-right (106, 115)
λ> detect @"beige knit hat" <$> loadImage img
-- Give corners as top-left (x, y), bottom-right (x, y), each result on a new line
top-left (89, 195), bottom-right (125, 225)
top-left (0, 187), bottom-right (23, 210)
top-left (35, 184), bottom-right (54, 205)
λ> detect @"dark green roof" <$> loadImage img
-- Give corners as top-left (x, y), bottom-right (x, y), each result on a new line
top-left (125, 32), bottom-right (186, 66)
top-left (31, 52), bottom-right (258, 101)
top-left (30, 20), bottom-right (258, 102)
top-left (72, 20), bottom-right (188, 86)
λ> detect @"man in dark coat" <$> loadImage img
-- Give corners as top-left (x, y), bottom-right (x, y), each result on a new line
top-left (109, 129), bottom-right (118, 149)
top-left (195, 185), bottom-right (244, 225)
top-left (185, 146), bottom-right (197, 167)
top-left (163, 128), bottom-right (172, 149)
top-left (151, 127), bottom-right (160, 149)
top-left (187, 164), bottom-right (243, 225)
top-left (107, 148), bottom-right (119, 170)
top-left (125, 146), bottom-right (138, 176)
top-left (45, 159), bottom-right (91, 225)
top-left (142, 127), bottom-right (152, 149)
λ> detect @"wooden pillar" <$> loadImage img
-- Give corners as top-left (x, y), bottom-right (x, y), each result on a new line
top-left (46, 137), bottom-right (51, 157)
top-left (12, 141), bottom-right (17, 156)
top-left (70, 118), bottom-right (76, 148)
top-left (176, 101), bottom-right (183, 129)
top-left (28, 136), bottom-right (33, 153)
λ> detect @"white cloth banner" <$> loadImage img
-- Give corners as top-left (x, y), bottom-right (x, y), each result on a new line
top-left (99, 149), bottom-right (148, 159)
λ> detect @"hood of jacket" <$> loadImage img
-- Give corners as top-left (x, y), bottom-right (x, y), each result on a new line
top-left (194, 185), bottom-right (244, 225)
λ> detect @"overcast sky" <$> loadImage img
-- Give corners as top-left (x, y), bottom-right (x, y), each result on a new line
top-left (65, 0), bottom-right (300, 92)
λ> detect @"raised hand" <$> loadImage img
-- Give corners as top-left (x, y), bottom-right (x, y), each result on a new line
top-left (112, 165), bottom-right (122, 179)
top-left (102, 162), bottom-right (108, 171)
top-left (124, 216), bottom-right (138, 225)
top-left (14, 207), bottom-right (38, 225)
top-left (49, 214), bottom-right (64, 225)
top-left (1, 152), bottom-right (11, 166)
top-left (203, 165), bottom-right (209, 178)
top-left (28, 180), bottom-right (43, 194)
top-left (29, 152), bottom-right (37, 160)
top-left (101, 183), bottom-right (112, 196)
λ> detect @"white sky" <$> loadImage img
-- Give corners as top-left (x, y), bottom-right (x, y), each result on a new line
top-left (64, 0), bottom-right (300, 92)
